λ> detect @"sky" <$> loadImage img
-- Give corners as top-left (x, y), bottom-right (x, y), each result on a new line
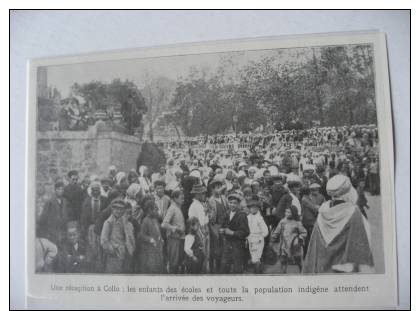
top-left (45, 47), bottom-right (315, 97)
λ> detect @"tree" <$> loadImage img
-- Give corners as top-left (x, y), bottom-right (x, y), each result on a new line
top-left (319, 45), bottom-right (376, 126)
top-left (142, 76), bottom-right (176, 141)
top-left (136, 141), bottom-right (166, 173)
top-left (71, 79), bottom-right (147, 135)
top-left (153, 44), bottom-right (377, 136)
top-left (71, 81), bottom-right (108, 111)
top-left (170, 72), bottom-right (236, 136)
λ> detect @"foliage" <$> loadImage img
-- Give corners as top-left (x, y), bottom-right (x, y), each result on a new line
top-left (168, 44), bottom-right (377, 135)
top-left (142, 76), bottom-right (176, 140)
top-left (37, 97), bottom-right (59, 130)
top-left (71, 79), bottom-right (147, 134)
top-left (136, 141), bottom-right (166, 173)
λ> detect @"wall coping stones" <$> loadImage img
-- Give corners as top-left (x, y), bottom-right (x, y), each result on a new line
top-left (37, 129), bottom-right (141, 144)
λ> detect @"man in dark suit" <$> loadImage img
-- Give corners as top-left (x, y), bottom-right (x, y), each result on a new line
top-left (79, 181), bottom-right (108, 272)
top-left (80, 181), bottom-right (108, 238)
top-left (220, 193), bottom-right (250, 274)
top-left (38, 181), bottom-right (70, 246)
top-left (63, 170), bottom-right (85, 221)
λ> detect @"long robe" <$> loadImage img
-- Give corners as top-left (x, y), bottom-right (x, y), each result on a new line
top-left (138, 216), bottom-right (164, 274)
top-left (302, 201), bottom-right (374, 273)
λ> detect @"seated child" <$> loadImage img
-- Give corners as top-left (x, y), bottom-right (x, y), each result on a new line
top-left (58, 221), bottom-right (90, 273)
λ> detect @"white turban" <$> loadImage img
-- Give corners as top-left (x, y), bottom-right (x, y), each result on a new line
top-left (326, 175), bottom-right (358, 205)
top-left (115, 172), bottom-right (126, 185)
top-left (138, 165), bottom-right (148, 177)
top-left (189, 169), bottom-right (201, 179)
top-left (126, 183), bottom-right (142, 199)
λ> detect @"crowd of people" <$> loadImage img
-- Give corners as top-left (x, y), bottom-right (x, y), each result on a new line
top-left (36, 125), bottom-right (379, 275)
top-left (158, 124), bottom-right (378, 152)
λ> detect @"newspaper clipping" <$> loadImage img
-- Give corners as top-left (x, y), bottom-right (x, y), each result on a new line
top-left (26, 32), bottom-right (398, 309)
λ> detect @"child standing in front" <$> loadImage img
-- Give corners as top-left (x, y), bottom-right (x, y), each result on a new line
top-left (100, 199), bottom-right (136, 273)
top-left (184, 217), bottom-right (205, 274)
top-left (246, 196), bottom-right (269, 273)
top-left (271, 205), bottom-right (307, 273)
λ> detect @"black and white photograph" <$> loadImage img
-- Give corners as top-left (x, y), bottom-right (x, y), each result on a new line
top-left (34, 41), bottom-right (384, 276)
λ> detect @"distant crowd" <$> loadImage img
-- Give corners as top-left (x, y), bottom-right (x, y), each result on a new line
top-left (159, 124), bottom-right (378, 151)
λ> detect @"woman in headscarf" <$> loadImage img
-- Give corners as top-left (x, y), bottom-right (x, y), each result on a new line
top-left (125, 183), bottom-right (144, 225)
top-left (138, 165), bottom-right (152, 195)
top-left (127, 169), bottom-right (139, 186)
top-left (302, 175), bottom-right (374, 273)
top-left (108, 171), bottom-right (129, 200)
top-left (138, 200), bottom-right (165, 274)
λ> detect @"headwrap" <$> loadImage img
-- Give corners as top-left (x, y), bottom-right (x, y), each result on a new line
top-left (248, 166), bottom-right (257, 173)
top-left (189, 169), bottom-right (201, 179)
top-left (87, 180), bottom-right (103, 197)
top-left (268, 165), bottom-right (279, 176)
top-left (90, 175), bottom-right (100, 182)
top-left (138, 165), bottom-right (147, 177)
top-left (309, 183), bottom-right (321, 189)
top-left (115, 172), bottom-right (126, 185)
top-left (286, 173), bottom-right (301, 185)
top-left (126, 183), bottom-right (142, 199)
top-left (90, 180), bottom-right (101, 189)
top-left (326, 174), bottom-right (358, 205)
top-left (302, 164), bottom-right (315, 172)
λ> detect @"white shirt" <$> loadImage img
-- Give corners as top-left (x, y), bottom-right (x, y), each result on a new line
top-left (138, 176), bottom-right (151, 194)
top-left (165, 167), bottom-right (177, 190)
top-left (188, 199), bottom-right (208, 226)
top-left (243, 177), bottom-right (253, 186)
top-left (299, 158), bottom-right (308, 176)
top-left (290, 192), bottom-right (302, 215)
top-left (247, 212), bottom-right (269, 239)
top-left (151, 173), bottom-right (165, 184)
top-left (229, 211), bottom-right (236, 221)
top-left (184, 234), bottom-right (195, 257)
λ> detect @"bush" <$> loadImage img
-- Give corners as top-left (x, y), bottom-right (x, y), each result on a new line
top-left (136, 142), bottom-right (166, 173)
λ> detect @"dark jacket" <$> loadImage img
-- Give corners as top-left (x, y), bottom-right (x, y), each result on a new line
top-left (38, 196), bottom-right (70, 245)
top-left (57, 240), bottom-right (90, 273)
top-left (301, 193), bottom-right (324, 227)
top-left (63, 183), bottom-right (85, 221)
top-left (274, 192), bottom-right (293, 224)
top-left (80, 195), bottom-right (108, 237)
top-left (138, 216), bottom-right (164, 274)
top-left (223, 211), bottom-right (250, 249)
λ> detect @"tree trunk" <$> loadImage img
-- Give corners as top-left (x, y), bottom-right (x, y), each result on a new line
top-left (149, 120), bottom-right (154, 141)
top-left (173, 124), bottom-right (181, 140)
top-left (312, 48), bottom-right (324, 126)
top-left (148, 97), bottom-right (154, 141)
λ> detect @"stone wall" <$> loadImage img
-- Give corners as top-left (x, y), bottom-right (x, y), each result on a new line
top-left (36, 126), bottom-right (142, 216)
